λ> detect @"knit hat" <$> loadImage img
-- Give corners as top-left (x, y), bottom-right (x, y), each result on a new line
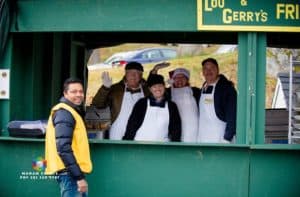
top-left (147, 74), bottom-right (165, 87)
top-left (125, 62), bottom-right (144, 72)
top-left (171, 68), bottom-right (190, 79)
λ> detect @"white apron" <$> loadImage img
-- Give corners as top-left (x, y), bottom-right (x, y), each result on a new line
top-left (109, 86), bottom-right (144, 140)
top-left (171, 87), bottom-right (198, 142)
top-left (197, 83), bottom-right (226, 143)
top-left (134, 99), bottom-right (170, 142)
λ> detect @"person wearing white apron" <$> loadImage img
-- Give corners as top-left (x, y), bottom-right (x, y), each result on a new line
top-left (91, 62), bottom-right (152, 140)
top-left (198, 82), bottom-right (226, 142)
top-left (109, 84), bottom-right (144, 140)
top-left (134, 99), bottom-right (170, 142)
top-left (171, 87), bottom-right (198, 142)
top-left (149, 66), bottom-right (200, 143)
top-left (197, 58), bottom-right (237, 143)
top-left (170, 68), bottom-right (199, 142)
top-left (123, 74), bottom-right (181, 142)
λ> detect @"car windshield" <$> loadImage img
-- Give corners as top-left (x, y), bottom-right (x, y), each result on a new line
top-left (104, 51), bottom-right (138, 64)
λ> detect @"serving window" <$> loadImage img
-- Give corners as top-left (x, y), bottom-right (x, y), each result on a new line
top-left (85, 43), bottom-right (238, 142)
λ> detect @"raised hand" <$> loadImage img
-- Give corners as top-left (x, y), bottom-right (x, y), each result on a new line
top-left (101, 71), bottom-right (112, 88)
top-left (151, 62), bottom-right (171, 74)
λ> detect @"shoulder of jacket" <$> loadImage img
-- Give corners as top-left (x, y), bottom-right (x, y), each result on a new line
top-left (191, 86), bottom-right (201, 93)
top-left (137, 97), bottom-right (147, 104)
top-left (217, 75), bottom-right (233, 87)
top-left (168, 100), bottom-right (177, 107)
top-left (109, 82), bottom-right (125, 94)
top-left (53, 108), bottom-right (75, 124)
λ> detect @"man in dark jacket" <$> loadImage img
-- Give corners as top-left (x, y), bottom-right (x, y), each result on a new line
top-left (92, 61), bottom-right (169, 140)
top-left (45, 78), bottom-right (92, 196)
top-left (197, 58), bottom-right (237, 143)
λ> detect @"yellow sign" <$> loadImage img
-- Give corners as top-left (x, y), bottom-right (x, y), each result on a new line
top-left (197, 0), bottom-right (300, 32)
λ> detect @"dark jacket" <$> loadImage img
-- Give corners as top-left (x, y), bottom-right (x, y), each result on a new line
top-left (91, 78), bottom-right (150, 124)
top-left (52, 97), bottom-right (85, 180)
top-left (123, 97), bottom-right (181, 141)
top-left (200, 74), bottom-right (237, 141)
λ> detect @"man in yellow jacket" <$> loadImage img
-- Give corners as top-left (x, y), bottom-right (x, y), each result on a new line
top-left (45, 78), bottom-right (92, 197)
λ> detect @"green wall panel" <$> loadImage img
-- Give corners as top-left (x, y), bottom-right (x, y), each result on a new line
top-left (10, 33), bottom-right (53, 121)
top-left (0, 139), bottom-right (249, 197)
top-left (14, 0), bottom-right (196, 32)
top-left (249, 148), bottom-right (300, 197)
top-left (89, 143), bottom-right (249, 197)
top-left (1, 139), bottom-right (300, 196)
top-left (237, 33), bottom-right (266, 144)
top-left (8, 33), bottom-right (82, 122)
top-left (0, 138), bottom-right (59, 196)
top-left (0, 38), bottom-right (12, 134)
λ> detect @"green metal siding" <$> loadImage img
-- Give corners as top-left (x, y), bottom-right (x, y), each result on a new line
top-left (0, 38), bottom-right (12, 134)
top-left (1, 33), bottom-right (87, 133)
top-left (89, 142), bottom-right (249, 197)
top-left (237, 33), bottom-right (266, 144)
top-left (249, 148), bottom-right (300, 197)
top-left (0, 138), bottom-right (299, 197)
top-left (14, 0), bottom-right (197, 32)
top-left (0, 138), bottom-right (250, 197)
top-left (10, 34), bottom-right (53, 121)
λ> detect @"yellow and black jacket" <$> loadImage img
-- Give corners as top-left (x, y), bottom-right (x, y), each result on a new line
top-left (45, 97), bottom-right (92, 180)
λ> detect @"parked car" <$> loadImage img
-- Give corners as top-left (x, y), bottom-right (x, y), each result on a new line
top-left (88, 48), bottom-right (177, 70)
top-left (111, 47), bottom-right (177, 67)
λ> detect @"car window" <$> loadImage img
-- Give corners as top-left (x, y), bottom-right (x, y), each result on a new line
top-left (141, 52), bottom-right (151, 59)
top-left (161, 49), bottom-right (177, 58)
top-left (145, 50), bottom-right (162, 59)
top-left (141, 52), bottom-right (149, 59)
top-left (104, 51), bottom-right (138, 64)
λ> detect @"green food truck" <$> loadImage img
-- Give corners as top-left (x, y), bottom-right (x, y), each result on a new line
top-left (0, 0), bottom-right (300, 196)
